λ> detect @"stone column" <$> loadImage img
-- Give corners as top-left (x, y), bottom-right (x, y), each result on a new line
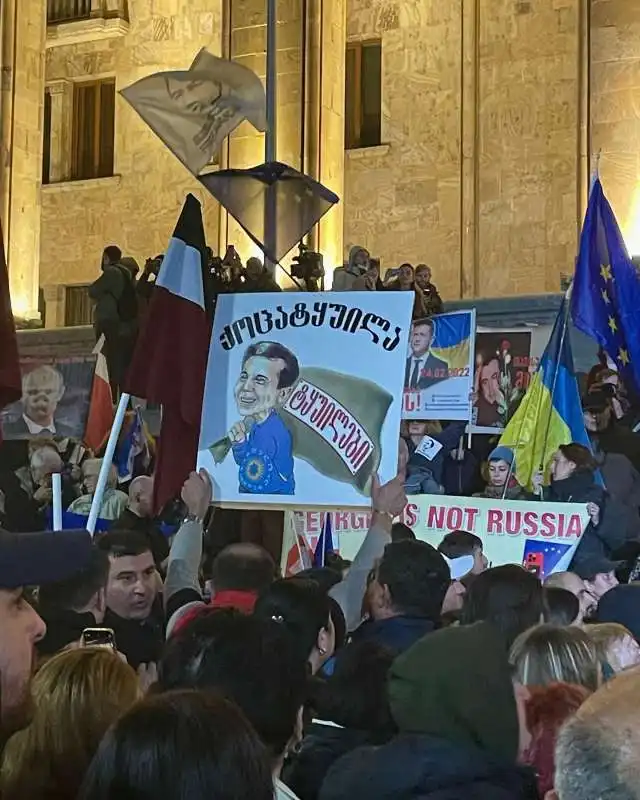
top-left (307, 0), bottom-right (346, 286)
top-left (42, 283), bottom-right (66, 328)
top-left (0, 0), bottom-right (47, 319)
top-left (459, 0), bottom-right (479, 298)
top-left (47, 80), bottom-right (72, 183)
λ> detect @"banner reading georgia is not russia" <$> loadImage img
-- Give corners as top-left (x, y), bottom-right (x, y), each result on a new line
top-left (287, 494), bottom-right (590, 580)
top-left (402, 310), bottom-right (475, 421)
top-left (197, 292), bottom-right (414, 508)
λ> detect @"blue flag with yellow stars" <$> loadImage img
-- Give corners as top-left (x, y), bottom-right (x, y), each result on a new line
top-left (571, 178), bottom-right (640, 391)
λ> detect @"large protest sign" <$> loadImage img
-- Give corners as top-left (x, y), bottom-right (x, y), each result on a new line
top-left (472, 329), bottom-right (534, 433)
top-left (402, 311), bottom-right (475, 421)
top-left (0, 355), bottom-right (95, 441)
top-left (288, 494), bottom-right (590, 580)
top-left (197, 292), bottom-right (413, 508)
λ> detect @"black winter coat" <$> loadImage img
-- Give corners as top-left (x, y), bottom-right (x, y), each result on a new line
top-left (319, 733), bottom-right (540, 800)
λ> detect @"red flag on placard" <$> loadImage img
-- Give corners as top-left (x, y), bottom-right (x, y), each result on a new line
top-left (0, 222), bottom-right (21, 444)
top-left (83, 335), bottom-right (114, 452)
top-left (123, 195), bottom-right (211, 513)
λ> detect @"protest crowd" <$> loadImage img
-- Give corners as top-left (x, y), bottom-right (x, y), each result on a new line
top-left (4, 211), bottom-right (640, 800)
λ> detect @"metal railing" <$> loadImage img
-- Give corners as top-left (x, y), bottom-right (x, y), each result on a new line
top-left (47, 0), bottom-right (127, 24)
top-left (47, 0), bottom-right (91, 23)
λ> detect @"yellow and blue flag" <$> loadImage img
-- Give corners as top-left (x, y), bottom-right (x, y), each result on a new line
top-left (500, 298), bottom-right (592, 490)
top-left (571, 178), bottom-right (640, 391)
top-left (431, 311), bottom-right (472, 371)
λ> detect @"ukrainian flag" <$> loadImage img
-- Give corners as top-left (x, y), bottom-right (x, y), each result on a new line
top-left (430, 310), bottom-right (473, 371)
top-left (499, 297), bottom-right (592, 490)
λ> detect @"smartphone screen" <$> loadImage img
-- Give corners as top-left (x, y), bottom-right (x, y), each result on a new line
top-left (80, 627), bottom-right (116, 650)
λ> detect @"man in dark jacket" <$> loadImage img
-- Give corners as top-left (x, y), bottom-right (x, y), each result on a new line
top-left (37, 546), bottom-right (109, 656)
top-left (89, 248), bottom-right (140, 397)
top-left (349, 539), bottom-right (459, 655)
top-left (320, 622), bottom-right (538, 800)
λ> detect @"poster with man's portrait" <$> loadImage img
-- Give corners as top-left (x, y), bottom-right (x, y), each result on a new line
top-left (471, 329), bottom-right (534, 433)
top-left (197, 292), bottom-right (414, 508)
top-left (402, 310), bottom-right (476, 421)
top-left (0, 356), bottom-right (95, 441)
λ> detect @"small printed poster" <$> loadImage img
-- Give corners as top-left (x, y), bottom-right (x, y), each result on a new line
top-left (472, 329), bottom-right (534, 433)
top-left (402, 310), bottom-right (475, 421)
top-left (197, 291), bottom-right (414, 508)
top-left (0, 355), bottom-right (96, 441)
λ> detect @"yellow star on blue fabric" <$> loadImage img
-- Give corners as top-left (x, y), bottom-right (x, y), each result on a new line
top-left (600, 263), bottom-right (613, 281)
top-left (601, 288), bottom-right (611, 305)
top-left (608, 316), bottom-right (618, 333)
top-left (619, 348), bottom-right (630, 366)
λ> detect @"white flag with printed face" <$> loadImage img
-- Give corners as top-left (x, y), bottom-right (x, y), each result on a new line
top-left (120, 49), bottom-right (267, 176)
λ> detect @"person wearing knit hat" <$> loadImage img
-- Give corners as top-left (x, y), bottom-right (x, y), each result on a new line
top-left (474, 446), bottom-right (532, 501)
top-left (319, 622), bottom-right (538, 800)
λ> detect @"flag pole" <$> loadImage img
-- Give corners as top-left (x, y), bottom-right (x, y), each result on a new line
top-left (86, 392), bottom-right (130, 535)
top-left (264, 0), bottom-right (278, 278)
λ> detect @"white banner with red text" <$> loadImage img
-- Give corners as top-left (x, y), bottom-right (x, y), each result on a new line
top-left (285, 494), bottom-right (590, 580)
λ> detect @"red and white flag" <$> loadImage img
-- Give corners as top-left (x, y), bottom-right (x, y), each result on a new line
top-left (83, 335), bottom-right (114, 452)
top-left (123, 194), bottom-right (210, 513)
top-left (0, 222), bottom-right (21, 445)
top-left (281, 515), bottom-right (313, 577)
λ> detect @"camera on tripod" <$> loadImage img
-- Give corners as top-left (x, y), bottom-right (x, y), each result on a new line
top-left (291, 243), bottom-right (324, 283)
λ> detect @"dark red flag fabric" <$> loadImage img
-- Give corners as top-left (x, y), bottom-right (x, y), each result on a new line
top-left (123, 195), bottom-right (211, 513)
top-left (0, 223), bottom-right (21, 445)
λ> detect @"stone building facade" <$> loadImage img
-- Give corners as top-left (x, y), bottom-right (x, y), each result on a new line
top-left (1, 0), bottom-right (640, 326)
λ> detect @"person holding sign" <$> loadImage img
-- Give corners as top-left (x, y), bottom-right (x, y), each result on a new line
top-left (535, 444), bottom-right (633, 570)
top-left (402, 420), bottom-right (466, 495)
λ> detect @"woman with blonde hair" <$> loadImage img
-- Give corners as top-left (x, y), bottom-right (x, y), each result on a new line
top-left (0, 647), bottom-right (139, 800)
top-left (587, 622), bottom-right (640, 675)
top-left (509, 623), bottom-right (601, 692)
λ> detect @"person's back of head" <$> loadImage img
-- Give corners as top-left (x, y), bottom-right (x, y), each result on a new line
top-left (374, 539), bottom-right (450, 621)
top-left (555, 669), bottom-right (640, 800)
top-left (543, 587), bottom-right (580, 626)
top-left (388, 621), bottom-right (524, 764)
top-left (78, 690), bottom-right (274, 800)
top-left (211, 543), bottom-right (276, 595)
top-left (390, 522), bottom-right (416, 543)
top-left (586, 623), bottom-right (640, 674)
top-left (461, 564), bottom-right (544, 650)
top-left (38, 546), bottom-right (109, 615)
top-left (0, 647), bottom-right (139, 800)
top-left (157, 609), bottom-right (308, 763)
top-left (102, 245), bottom-right (122, 267)
top-left (311, 640), bottom-right (396, 736)
top-left (510, 623), bottom-right (601, 692)
top-left (254, 578), bottom-right (334, 674)
top-left (523, 682), bottom-right (591, 798)
top-left (438, 530), bottom-right (482, 559)
top-left (37, 546), bottom-right (110, 654)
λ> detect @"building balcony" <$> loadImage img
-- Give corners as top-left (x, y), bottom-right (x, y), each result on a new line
top-left (46, 0), bottom-right (129, 46)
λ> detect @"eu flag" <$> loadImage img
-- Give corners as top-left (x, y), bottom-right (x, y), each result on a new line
top-left (500, 297), bottom-right (593, 490)
top-left (571, 178), bottom-right (640, 391)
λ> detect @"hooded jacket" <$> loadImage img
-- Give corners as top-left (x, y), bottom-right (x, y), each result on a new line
top-left (332, 247), bottom-right (369, 292)
top-left (319, 622), bottom-right (538, 800)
